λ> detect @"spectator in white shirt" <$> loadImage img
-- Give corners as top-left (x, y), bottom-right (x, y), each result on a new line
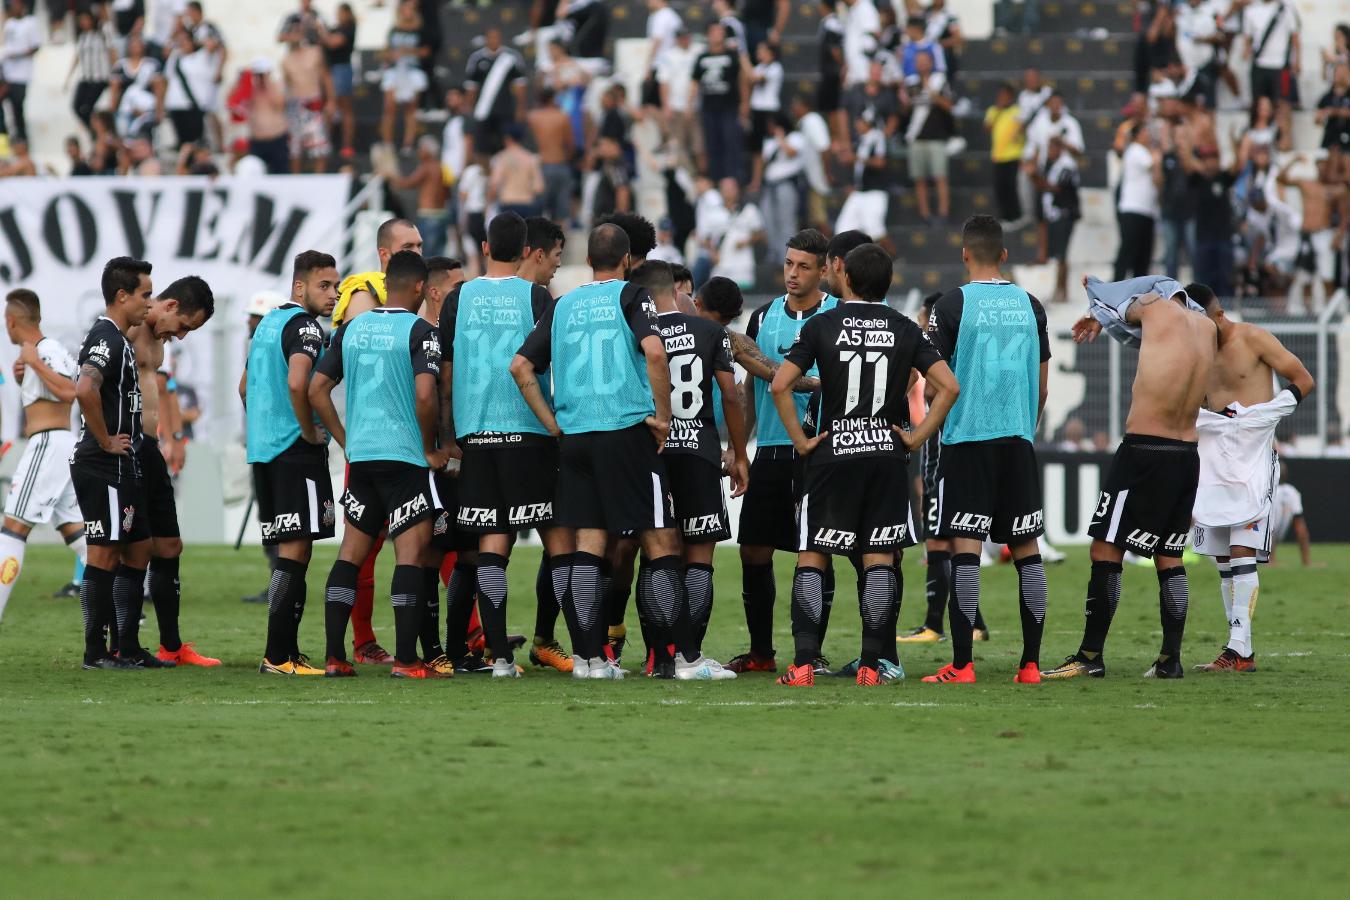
top-left (692, 176), bottom-right (732, 287)
top-left (658, 26), bottom-right (702, 171)
top-left (841, 0), bottom-right (880, 88)
top-left (641, 0), bottom-right (682, 113)
top-left (1, 0), bottom-right (40, 146)
top-left (711, 178), bottom-right (765, 289)
top-left (1175, 0), bottom-right (1224, 107)
top-left (648, 217), bottom-right (686, 265)
top-left (790, 94), bottom-right (834, 232)
top-left (759, 113), bottom-right (807, 266)
top-left (748, 41), bottom-right (784, 187)
top-left (1022, 93), bottom-right (1085, 169)
top-left (1244, 0), bottom-right (1301, 133)
top-left (1113, 123), bottom-right (1163, 280)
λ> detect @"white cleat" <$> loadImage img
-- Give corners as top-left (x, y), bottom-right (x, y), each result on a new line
top-left (571, 655), bottom-right (591, 679)
top-left (674, 655), bottom-right (738, 681)
top-left (586, 656), bottom-right (625, 680)
top-left (492, 658), bottom-right (521, 679)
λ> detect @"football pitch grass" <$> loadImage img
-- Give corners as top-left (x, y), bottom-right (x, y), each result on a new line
top-left (1, 544), bottom-right (1347, 897)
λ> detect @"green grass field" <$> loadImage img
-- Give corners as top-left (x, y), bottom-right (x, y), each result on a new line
top-left (2, 543), bottom-right (1347, 897)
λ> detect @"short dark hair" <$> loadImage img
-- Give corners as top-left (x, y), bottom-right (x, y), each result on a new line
top-left (843, 244), bottom-right (893, 301)
top-left (588, 223), bottom-right (631, 271)
top-left (698, 277), bottom-right (744, 320)
top-left (525, 216), bottom-right (565, 255)
top-left (827, 230), bottom-right (872, 262)
top-left (293, 250), bottom-right (337, 283)
top-left (5, 288), bottom-right (40, 321)
top-left (1184, 282), bottom-right (1218, 311)
top-left (376, 217), bottom-right (418, 250)
top-left (787, 228), bottom-right (829, 263)
top-left (385, 250), bottom-right (429, 291)
top-left (961, 215), bottom-right (1005, 265)
top-left (159, 276), bottom-right (216, 323)
top-left (672, 264), bottom-right (693, 287)
top-left (101, 257), bottom-right (152, 306)
top-left (628, 260), bottom-right (675, 299)
top-left (426, 256), bottom-right (464, 276)
top-left (487, 212), bottom-right (528, 262)
top-left (920, 290), bottom-right (943, 317)
top-left (597, 212), bottom-right (656, 260)
top-left (760, 42), bottom-right (780, 60)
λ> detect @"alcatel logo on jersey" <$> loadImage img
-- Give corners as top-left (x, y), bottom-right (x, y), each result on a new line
top-left (1011, 511), bottom-right (1043, 535)
top-left (262, 513), bottom-right (302, 539)
top-left (509, 503), bottom-right (552, 524)
top-left (813, 528), bottom-right (856, 550)
top-left (870, 524), bottom-right (908, 543)
top-left (389, 495), bottom-right (430, 529)
top-left (664, 334), bottom-right (695, 353)
top-left (660, 322), bottom-right (689, 337)
top-left (842, 317), bottom-right (887, 329)
top-left (1126, 529), bottom-right (1160, 551)
top-left (949, 512), bottom-right (993, 532)
top-left (458, 506), bottom-right (499, 527)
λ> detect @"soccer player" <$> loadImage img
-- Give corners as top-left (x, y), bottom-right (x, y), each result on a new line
top-left (1269, 462), bottom-right (1312, 567)
top-left (512, 224), bottom-right (728, 680)
top-left (1043, 275), bottom-right (1217, 679)
top-left (730, 228), bottom-right (838, 674)
top-left (125, 274), bottom-right (219, 668)
top-left (0, 290), bottom-right (85, 625)
top-left (1188, 283), bottom-right (1313, 673)
top-left (635, 261), bottom-right (749, 669)
top-left (921, 216), bottom-right (1052, 685)
top-left (771, 242), bottom-right (959, 686)
top-left (70, 258), bottom-right (158, 669)
top-left (439, 212), bottom-right (574, 678)
top-left (243, 250), bottom-right (340, 675)
top-left (310, 250), bottom-right (450, 679)
top-left (333, 217), bottom-right (424, 666)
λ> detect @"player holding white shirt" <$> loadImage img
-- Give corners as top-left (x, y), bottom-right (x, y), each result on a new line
top-left (1188, 284), bottom-right (1313, 673)
top-left (0, 290), bottom-right (85, 624)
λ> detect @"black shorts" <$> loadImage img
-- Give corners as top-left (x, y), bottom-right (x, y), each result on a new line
top-left (138, 438), bottom-right (180, 539)
top-left (456, 439), bottom-right (559, 533)
top-left (936, 438), bottom-right (1044, 544)
top-left (1250, 65), bottom-right (1296, 105)
top-left (252, 438), bottom-right (336, 545)
top-left (431, 471), bottom-right (480, 552)
top-left (664, 453), bottom-right (730, 543)
top-left (1088, 434), bottom-right (1199, 558)
top-left (556, 424), bottom-right (673, 532)
top-left (921, 432), bottom-right (942, 539)
top-left (1047, 217), bottom-right (1075, 260)
top-left (342, 461), bottom-right (438, 539)
top-left (816, 76), bottom-right (841, 112)
top-left (640, 74), bottom-right (661, 108)
top-left (72, 467), bottom-right (149, 546)
top-left (798, 457), bottom-right (916, 555)
top-left (739, 447), bottom-right (798, 551)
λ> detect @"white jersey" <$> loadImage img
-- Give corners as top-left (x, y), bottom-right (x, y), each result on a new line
top-left (22, 337), bottom-right (79, 406)
top-left (1269, 481), bottom-right (1303, 539)
top-left (1193, 390), bottom-right (1298, 527)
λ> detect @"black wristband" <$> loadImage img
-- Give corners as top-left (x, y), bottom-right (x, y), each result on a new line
top-left (1283, 383), bottom-right (1303, 404)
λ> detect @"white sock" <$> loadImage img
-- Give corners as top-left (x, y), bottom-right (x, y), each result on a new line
top-left (67, 533), bottom-right (87, 565)
top-left (0, 531), bottom-right (29, 624)
top-left (1229, 561), bottom-right (1259, 657)
top-left (1216, 558), bottom-right (1233, 626)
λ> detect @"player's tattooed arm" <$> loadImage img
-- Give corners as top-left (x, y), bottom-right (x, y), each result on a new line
top-left (509, 354), bottom-right (562, 437)
top-left (728, 330), bottom-right (819, 392)
top-left (75, 364), bottom-right (130, 455)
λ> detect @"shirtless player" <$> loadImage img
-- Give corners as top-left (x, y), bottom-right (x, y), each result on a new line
top-left (1276, 155), bottom-right (1347, 314)
top-left (1188, 283), bottom-right (1313, 673)
top-left (1043, 276), bottom-right (1217, 680)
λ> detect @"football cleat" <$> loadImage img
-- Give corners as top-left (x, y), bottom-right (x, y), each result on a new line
top-left (391, 660), bottom-right (451, 679)
top-left (832, 657), bottom-right (862, 678)
top-left (921, 662), bottom-right (976, 684)
top-left (466, 626), bottom-right (487, 656)
top-left (1143, 656), bottom-right (1184, 679)
top-left (1194, 648), bottom-right (1256, 673)
top-left (606, 624), bottom-right (627, 664)
top-left (776, 663), bottom-right (815, 686)
top-left (856, 666), bottom-right (882, 686)
top-left (972, 628), bottom-right (990, 642)
top-left (1014, 662), bottom-right (1042, 684)
top-left (292, 654), bottom-right (325, 675)
top-left (571, 655), bottom-right (591, 679)
top-left (424, 654), bottom-right (456, 677)
top-left (353, 641), bottom-right (394, 665)
top-left (642, 647), bottom-right (655, 677)
top-left (529, 639), bottom-right (573, 673)
top-left (158, 643), bottom-right (220, 667)
top-left (1041, 653), bottom-right (1106, 680)
top-left (259, 657), bottom-right (321, 676)
top-left (897, 626), bottom-right (945, 643)
top-left (451, 654), bottom-right (493, 675)
top-left (811, 656), bottom-right (833, 676)
top-left (586, 656), bottom-right (625, 680)
top-left (324, 657), bottom-right (357, 677)
top-left (119, 648), bottom-right (177, 669)
top-left (652, 659), bottom-right (676, 679)
top-left (877, 659), bottom-right (905, 683)
top-left (83, 655), bottom-right (132, 671)
top-left (725, 651), bottom-right (777, 673)
top-left (52, 581), bottom-right (80, 599)
top-left (674, 656), bottom-right (737, 681)
top-left (491, 658), bottom-right (521, 679)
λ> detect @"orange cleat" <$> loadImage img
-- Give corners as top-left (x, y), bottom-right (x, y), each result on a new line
top-left (776, 663), bottom-right (815, 686)
top-left (1194, 648), bottom-right (1257, 673)
top-left (726, 651), bottom-right (778, 673)
top-left (922, 663), bottom-right (976, 684)
top-left (324, 657), bottom-right (357, 677)
top-left (856, 666), bottom-right (881, 686)
top-left (391, 660), bottom-right (451, 679)
top-left (158, 643), bottom-right (221, 667)
top-left (1013, 662), bottom-right (1041, 684)
top-left (354, 641), bottom-right (394, 665)
top-left (529, 639), bottom-right (573, 673)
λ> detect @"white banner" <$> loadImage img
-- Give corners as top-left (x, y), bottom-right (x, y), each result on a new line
top-left (0, 174), bottom-right (352, 445)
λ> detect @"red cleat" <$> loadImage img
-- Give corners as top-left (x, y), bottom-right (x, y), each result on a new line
top-left (354, 641), bottom-right (394, 665)
top-left (776, 663), bottom-right (815, 686)
top-left (725, 651), bottom-right (778, 673)
top-left (324, 657), bottom-right (357, 677)
top-left (1194, 648), bottom-right (1257, 673)
top-left (158, 643), bottom-right (221, 667)
top-left (856, 666), bottom-right (881, 686)
top-left (1014, 662), bottom-right (1042, 684)
top-left (922, 663), bottom-right (976, 684)
top-left (391, 660), bottom-right (451, 679)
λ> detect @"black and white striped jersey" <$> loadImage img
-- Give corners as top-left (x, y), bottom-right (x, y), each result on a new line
top-left (72, 316), bottom-right (142, 482)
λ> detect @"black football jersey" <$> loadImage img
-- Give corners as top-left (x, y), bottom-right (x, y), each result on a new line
top-left (660, 312), bottom-right (734, 464)
top-left (785, 302), bottom-right (943, 463)
top-left (73, 316), bottom-right (143, 482)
